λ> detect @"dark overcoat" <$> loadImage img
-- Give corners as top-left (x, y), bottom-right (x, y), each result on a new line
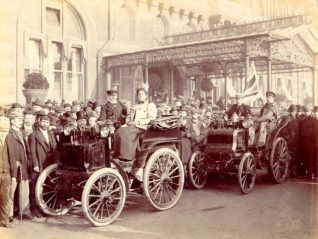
top-left (29, 129), bottom-right (58, 172)
top-left (227, 104), bottom-right (251, 118)
top-left (299, 116), bottom-right (318, 154)
top-left (99, 102), bottom-right (127, 127)
top-left (5, 129), bottom-right (29, 180)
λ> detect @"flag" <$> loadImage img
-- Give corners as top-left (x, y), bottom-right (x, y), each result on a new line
top-left (242, 61), bottom-right (258, 99)
top-left (242, 61), bottom-right (264, 103)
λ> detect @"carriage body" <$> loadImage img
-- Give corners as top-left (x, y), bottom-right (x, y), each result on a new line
top-left (36, 116), bottom-right (185, 226)
top-left (203, 127), bottom-right (248, 174)
top-left (187, 114), bottom-right (292, 193)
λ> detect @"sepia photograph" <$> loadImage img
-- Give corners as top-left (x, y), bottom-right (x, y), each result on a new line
top-left (0, 0), bottom-right (318, 238)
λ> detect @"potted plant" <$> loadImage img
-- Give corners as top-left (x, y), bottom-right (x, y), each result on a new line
top-left (22, 72), bottom-right (49, 106)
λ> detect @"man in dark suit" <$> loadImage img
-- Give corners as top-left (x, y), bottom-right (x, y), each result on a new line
top-left (300, 106), bottom-right (318, 180)
top-left (226, 94), bottom-right (251, 120)
top-left (99, 88), bottom-right (127, 128)
top-left (29, 113), bottom-right (58, 217)
top-left (6, 111), bottom-right (34, 220)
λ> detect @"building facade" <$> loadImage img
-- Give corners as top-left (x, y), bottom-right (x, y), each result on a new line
top-left (0, 0), bottom-right (317, 106)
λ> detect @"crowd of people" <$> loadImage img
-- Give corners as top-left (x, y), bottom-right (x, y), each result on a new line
top-left (0, 87), bottom-right (318, 228)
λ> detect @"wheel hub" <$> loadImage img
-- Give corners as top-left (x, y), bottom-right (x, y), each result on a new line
top-left (101, 191), bottom-right (111, 199)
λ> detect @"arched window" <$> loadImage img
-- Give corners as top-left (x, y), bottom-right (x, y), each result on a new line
top-left (20, 1), bottom-right (86, 102)
top-left (115, 8), bottom-right (133, 42)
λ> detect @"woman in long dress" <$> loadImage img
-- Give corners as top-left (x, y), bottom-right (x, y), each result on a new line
top-left (113, 88), bottom-right (157, 162)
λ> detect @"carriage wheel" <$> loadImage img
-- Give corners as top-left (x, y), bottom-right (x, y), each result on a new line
top-left (82, 168), bottom-right (126, 226)
top-left (143, 147), bottom-right (184, 211)
top-left (238, 153), bottom-right (256, 194)
top-left (35, 163), bottom-right (73, 216)
top-left (269, 137), bottom-right (289, 183)
top-left (187, 151), bottom-right (208, 189)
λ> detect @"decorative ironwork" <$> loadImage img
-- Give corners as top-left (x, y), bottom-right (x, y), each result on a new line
top-left (271, 35), bottom-right (314, 67)
top-left (247, 38), bottom-right (269, 57)
top-left (105, 14), bottom-right (315, 73)
top-left (162, 14), bottom-right (314, 46)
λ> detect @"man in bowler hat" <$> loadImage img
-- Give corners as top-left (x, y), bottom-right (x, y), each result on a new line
top-left (226, 94), bottom-right (251, 120)
top-left (99, 88), bottom-right (127, 128)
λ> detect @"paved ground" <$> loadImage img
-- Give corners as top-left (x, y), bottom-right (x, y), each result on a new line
top-left (1, 172), bottom-right (318, 239)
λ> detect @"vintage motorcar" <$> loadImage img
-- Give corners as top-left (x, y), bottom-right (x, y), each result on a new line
top-left (35, 116), bottom-right (184, 226)
top-left (186, 113), bottom-right (291, 194)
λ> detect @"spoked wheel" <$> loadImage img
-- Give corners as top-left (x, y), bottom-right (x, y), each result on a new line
top-left (82, 168), bottom-right (126, 226)
top-left (143, 148), bottom-right (184, 211)
top-left (269, 137), bottom-right (289, 183)
top-left (36, 163), bottom-right (73, 216)
top-left (238, 153), bottom-right (256, 194)
top-left (187, 151), bottom-right (208, 189)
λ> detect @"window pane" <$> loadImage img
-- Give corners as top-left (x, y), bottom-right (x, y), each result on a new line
top-left (28, 40), bottom-right (41, 71)
top-left (66, 73), bottom-right (83, 100)
top-left (52, 42), bottom-right (62, 70)
top-left (54, 72), bottom-right (62, 98)
top-left (67, 47), bottom-right (81, 72)
top-left (46, 7), bottom-right (60, 26)
top-left (66, 73), bottom-right (73, 91)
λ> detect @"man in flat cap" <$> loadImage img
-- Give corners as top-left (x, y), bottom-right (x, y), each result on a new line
top-left (255, 91), bottom-right (281, 146)
top-left (29, 112), bottom-right (58, 217)
top-left (99, 88), bottom-right (127, 129)
top-left (6, 111), bottom-right (34, 220)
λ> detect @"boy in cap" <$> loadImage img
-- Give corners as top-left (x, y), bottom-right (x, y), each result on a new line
top-left (0, 107), bottom-right (15, 227)
top-left (6, 111), bottom-right (34, 220)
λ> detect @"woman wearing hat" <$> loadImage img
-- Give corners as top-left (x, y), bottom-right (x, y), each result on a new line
top-left (113, 88), bottom-right (157, 179)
